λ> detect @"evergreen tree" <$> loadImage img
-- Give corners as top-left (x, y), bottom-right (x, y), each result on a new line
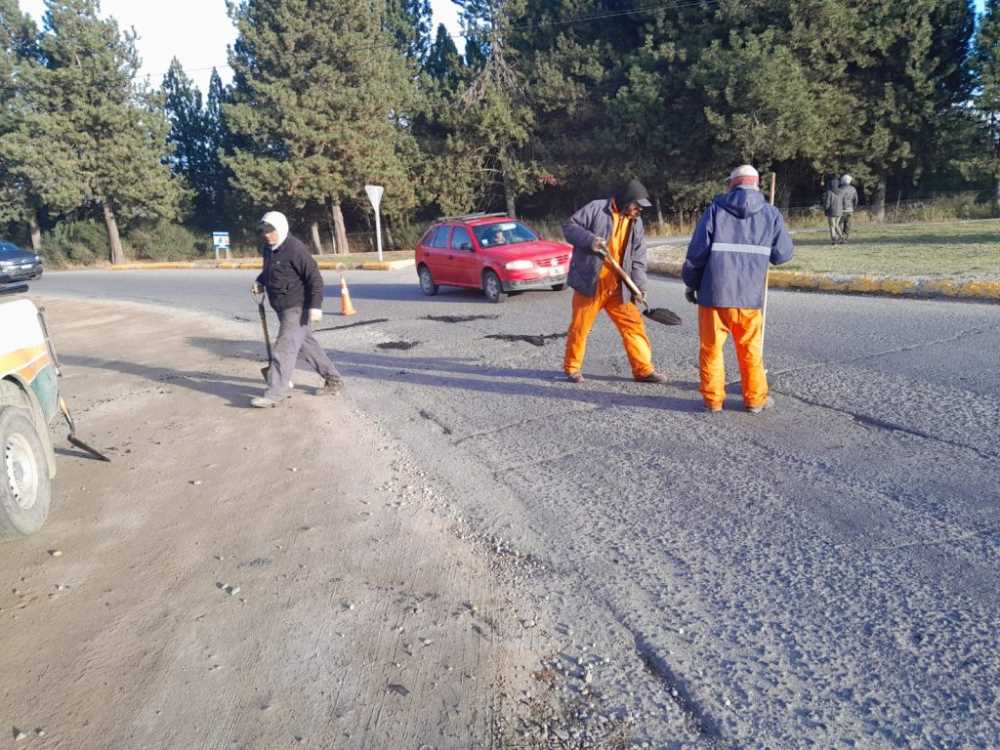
top-left (204, 67), bottom-right (234, 227)
top-left (425, 22), bottom-right (462, 89)
top-left (162, 59), bottom-right (209, 219)
top-left (453, 0), bottom-right (536, 217)
top-left (387, 0), bottom-right (432, 61)
top-left (0, 0), bottom-right (43, 248)
top-left (969, 0), bottom-right (1000, 213)
top-left (225, 0), bottom-right (419, 254)
top-left (11, 0), bottom-right (181, 263)
top-left (841, 0), bottom-right (976, 218)
top-left (162, 61), bottom-right (231, 227)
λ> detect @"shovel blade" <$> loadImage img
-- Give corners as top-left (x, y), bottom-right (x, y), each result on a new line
top-left (643, 307), bottom-right (683, 326)
top-left (68, 434), bottom-right (111, 462)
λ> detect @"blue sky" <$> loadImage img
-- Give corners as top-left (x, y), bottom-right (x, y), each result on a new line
top-left (17, 0), bottom-right (986, 94)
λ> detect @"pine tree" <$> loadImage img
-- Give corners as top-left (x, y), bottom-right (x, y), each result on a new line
top-left (0, 0), bottom-right (43, 248)
top-left (12, 0), bottom-right (181, 263)
top-left (225, 0), bottom-right (419, 254)
top-left (841, 0), bottom-right (976, 218)
top-left (453, 0), bottom-right (536, 217)
top-left (204, 68), bottom-right (234, 227)
top-left (162, 61), bottom-right (231, 228)
top-left (425, 23), bottom-right (463, 90)
top-left (162, 59), bottom-right (208, 219)
top-left (970, 0), bottom-right (1000, 213)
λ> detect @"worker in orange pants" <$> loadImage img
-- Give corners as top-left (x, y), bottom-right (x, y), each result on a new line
top-left (683, 165), bottom-right (794, 413)
top-left (562, 179), bottom-right (667, 384)
top-left (564, 264), bottom-right (655, 379)
top-left (697, 306), bottom-right (767, 410)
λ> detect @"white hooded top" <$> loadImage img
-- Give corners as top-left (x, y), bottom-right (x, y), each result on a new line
top-left (260, 211), bottom-right (289, 249)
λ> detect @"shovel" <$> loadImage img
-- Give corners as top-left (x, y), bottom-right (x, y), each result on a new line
top-left (59, 397), bottom-right (110, 462)
top-left (251, 288), bottom-right (273, 382)
top-left (596, 245), bottom-right (682, 326)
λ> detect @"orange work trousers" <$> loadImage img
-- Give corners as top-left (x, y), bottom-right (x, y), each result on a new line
top-left (698, 306), bottom-right (768, 410)
top-left (564, 272), bottom-right (654, 379)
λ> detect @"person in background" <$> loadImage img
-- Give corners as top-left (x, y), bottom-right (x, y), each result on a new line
top-left (838, 175), bottom-right (859, 242)
top-left (250, 211), bottom-right (344, 408)
top-left (823, 177), bottom-right (844, 245)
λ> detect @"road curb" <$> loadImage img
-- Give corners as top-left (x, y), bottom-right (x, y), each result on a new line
top-left (108, 258), bottom-right (415, 272)
top-left (647, 260), bottom-right (1000, 303)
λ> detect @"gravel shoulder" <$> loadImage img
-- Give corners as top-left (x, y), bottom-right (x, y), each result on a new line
top-left (0, 298), bottom-right (552, 749)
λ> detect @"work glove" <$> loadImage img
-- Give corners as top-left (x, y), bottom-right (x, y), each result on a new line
top-left (632, 291), bottom-right (647, 308)
top-left (684, 287), bottom-right (698, 305)
top-left (591, 237), bottom-right (608, 257)
top-left (309, 308), bottom-right (323, 323)
top-left (251, 281), bottom-right (263, 296)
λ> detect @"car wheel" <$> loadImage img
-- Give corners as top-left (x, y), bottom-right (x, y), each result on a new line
top-left (550, 283), bottom-right (566, 291)
top-left (482, 270), bottom-right (505, 304)
top-left (418, 264), bottom-right (438, 296)
top-left (0, 406), bottom-right (51, 539)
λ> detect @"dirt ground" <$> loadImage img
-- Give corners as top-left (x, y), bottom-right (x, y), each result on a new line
top-left (0, 299), bottom-right (547, 749)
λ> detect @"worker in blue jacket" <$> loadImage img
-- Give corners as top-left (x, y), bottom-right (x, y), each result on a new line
top-left (682, 165), bottom-right (794, 414)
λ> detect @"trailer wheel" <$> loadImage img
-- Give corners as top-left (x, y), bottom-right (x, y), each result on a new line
top-left (0, 406), bottom-right (51, 539)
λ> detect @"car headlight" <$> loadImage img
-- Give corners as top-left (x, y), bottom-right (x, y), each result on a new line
top-left (0, 261), bottom-right (12, 270)
top-left (505, 260), bottom-right (535, 270)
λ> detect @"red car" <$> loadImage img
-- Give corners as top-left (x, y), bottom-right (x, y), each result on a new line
top-left (415, 213), bottom-right (571, 303)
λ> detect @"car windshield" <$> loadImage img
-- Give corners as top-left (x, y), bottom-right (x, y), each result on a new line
top-left (473, 221), bottom-right (538, 248)
top-left (0, 242), bottom-right (23, 255)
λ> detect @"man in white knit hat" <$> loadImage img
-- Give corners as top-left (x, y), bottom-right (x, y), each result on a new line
top-left (682, 165), bottom-right (794, 414)
top-left (838, 175), bottom-right (859, 242)
top-left (250, 211), bottom-right (343, 408)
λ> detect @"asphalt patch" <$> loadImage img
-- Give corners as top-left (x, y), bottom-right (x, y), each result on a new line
top-left (484, 332), bottom-right (567, 347)
top-left (377, 340), bottom-right (421, 350)
top-left (423, 314), bottom-right (500, 324)
top-left (315, 318), bottom-right (389, 333)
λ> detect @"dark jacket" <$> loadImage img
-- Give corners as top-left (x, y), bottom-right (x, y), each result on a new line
top-left (823, 180), bottom-right (843, 218)
top-left (682, 188), bottom-right (794, 309)
top-left (563, 200), bottom-right (647, 301)
top-left (255, 235), bottom-right (324, 313)
top-left (840, 184), bottom-right (859, 214)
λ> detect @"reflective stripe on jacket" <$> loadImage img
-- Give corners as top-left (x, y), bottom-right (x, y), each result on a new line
top-left (682, 188), bottom-right (794, 309)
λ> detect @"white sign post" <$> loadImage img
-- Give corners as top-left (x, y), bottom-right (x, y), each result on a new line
top-left (365, 184), bottom-right (385, 262)
top-left (212, 231), bottom-right (230, 261)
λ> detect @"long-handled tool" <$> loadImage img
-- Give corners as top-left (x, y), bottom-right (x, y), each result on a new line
top-left (59, 397), bottom-right (110, 462)
top-left (36, 307), bottom-right (111, 462)
top-left (596, 245), bottom-right (682, 326)
top-left (251, 288), bottom-right (273, 382)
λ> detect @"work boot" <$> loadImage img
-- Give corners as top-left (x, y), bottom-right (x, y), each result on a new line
top-left (745, 397), bottom-right (775, 415)
top-left (635, 371), bottom-right (669, 384)
top-left (704, 404), bottom-right (723, 414)
top-left (323, 376), bottom-right (344, 395)
top-left (565, 371), bottom-right (584, 383)
top-left (250, 396), bottom-right (277, 409)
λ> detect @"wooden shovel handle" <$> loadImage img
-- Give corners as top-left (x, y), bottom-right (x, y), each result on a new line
top-left (599, 250), bottom-right (645, 303)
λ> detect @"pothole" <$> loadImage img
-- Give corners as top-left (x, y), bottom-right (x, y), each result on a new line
top-left (424, 314), bottom-right (500, 324)
top-left (377, 341), bottom-right (421, 350)
top-left (485, 332), bottom-right (567, 347)
top-left (315, 318), bottom-right (389, 332)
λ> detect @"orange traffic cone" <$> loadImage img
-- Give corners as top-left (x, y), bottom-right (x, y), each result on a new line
top-left (339, 274), bottom-right (357, 316)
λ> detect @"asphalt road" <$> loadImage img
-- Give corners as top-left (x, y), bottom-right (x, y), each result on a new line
top-left (30, 268), bottom-right (1000, 748)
